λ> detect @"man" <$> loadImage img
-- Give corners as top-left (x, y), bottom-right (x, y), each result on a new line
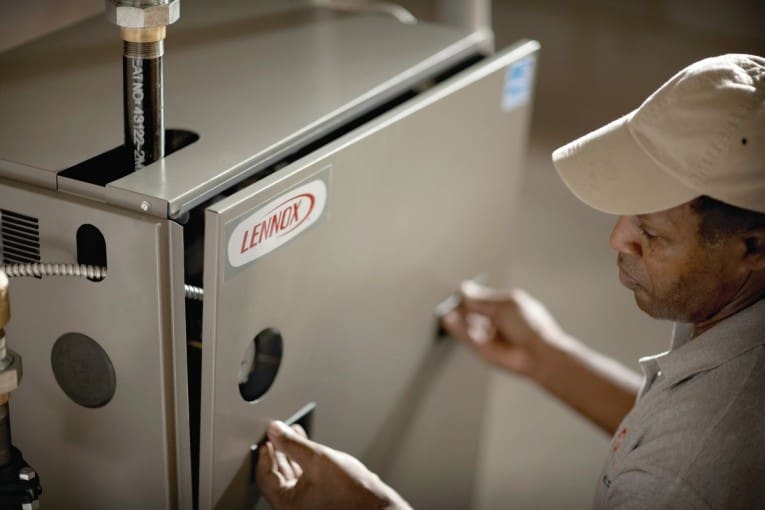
top-left (256, 54), bottom-right (765, 509)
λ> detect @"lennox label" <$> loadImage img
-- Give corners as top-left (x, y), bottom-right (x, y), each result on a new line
top-left (228, 179), bottom-right (327, 268)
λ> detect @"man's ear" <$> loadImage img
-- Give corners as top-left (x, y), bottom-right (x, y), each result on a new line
top-left (743, 227), bottom-right (765, 271)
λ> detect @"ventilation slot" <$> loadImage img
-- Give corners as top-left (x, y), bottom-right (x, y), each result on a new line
top-left (1, 209), bottom-right (42, 271)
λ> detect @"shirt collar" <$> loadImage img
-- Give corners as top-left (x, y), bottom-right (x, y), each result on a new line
top-left (649, 299), bottom-right (765, 386)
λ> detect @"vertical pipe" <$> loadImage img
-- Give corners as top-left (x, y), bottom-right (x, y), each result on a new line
top-left (123, 39), bottom-right (165, 171)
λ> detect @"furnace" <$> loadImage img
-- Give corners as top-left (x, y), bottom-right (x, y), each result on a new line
top-left (0, 1), bottom-right (538, 508)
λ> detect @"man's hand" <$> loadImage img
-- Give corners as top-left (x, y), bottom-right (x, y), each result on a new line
top-left (442, 280), bottom-right (641, 434)
top-left (256, 421), bottom-right (413, 510)
top-left (441, 280), bottom-right (573, 382)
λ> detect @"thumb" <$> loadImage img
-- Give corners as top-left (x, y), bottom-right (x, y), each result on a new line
top-left (267, 421), bottom-right (322, 468)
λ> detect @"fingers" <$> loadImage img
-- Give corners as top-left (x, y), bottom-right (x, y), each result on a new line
top-left (440, 280), bottom-right (506, 341)
top-left (256, 441), bottom-right (288, 503)
top-left (288, 424), bottom-right (307, 477)
top-left (459, 280), bottom-right (516, 318)
top-left (275, 450), bottom-right (297, 482)
top-left (258, 422), bottom-right (310, 488)
top-left (267, 421), bottom-right (322, 469)
top-left (291, 423), bottom-right (308, 439)
top-left (290, 457), bottom-right (304, 478)
top-left (441, 310), bottom-right (474, 351)
top-left (441, 309), bottom-right (494, 355)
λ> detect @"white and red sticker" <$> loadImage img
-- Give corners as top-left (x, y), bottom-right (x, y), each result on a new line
top-left (227, 178), bottom-right (328, 268)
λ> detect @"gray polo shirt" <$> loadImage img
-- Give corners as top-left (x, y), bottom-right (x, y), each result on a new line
top-left (593, 298), bottom-right (765, 510)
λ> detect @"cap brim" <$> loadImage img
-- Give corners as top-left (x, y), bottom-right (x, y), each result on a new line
top-left (552, 113), bottom-right (699, 215)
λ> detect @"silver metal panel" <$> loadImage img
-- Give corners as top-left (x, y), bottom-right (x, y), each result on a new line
top-left (168, 223), bottom-right (195, 510)
top-left (201, 40), bottom-right (539, 510)
top-left (0, 0), bottom-right (488, 217)
top-left (0, 179), bottom-right (191, 509)
top-left (0, 160), bottom-right (56, 191)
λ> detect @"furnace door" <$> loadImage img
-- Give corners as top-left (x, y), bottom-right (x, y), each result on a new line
top-left (200, 41), bottom-right (539, 510)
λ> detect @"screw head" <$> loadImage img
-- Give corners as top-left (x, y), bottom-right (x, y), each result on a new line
top-left (140, 201), bottom-right (151, 212)
top-left (19, 466), bottom-right (36, 481)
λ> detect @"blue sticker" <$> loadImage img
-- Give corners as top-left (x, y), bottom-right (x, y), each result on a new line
top-left (502, 56), bottom-right (536, 111)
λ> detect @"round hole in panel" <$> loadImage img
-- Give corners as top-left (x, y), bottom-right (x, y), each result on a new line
top-left (238, 328), bottom-right (283, 403)
top-left (51, 332), bottom-right (116, 408)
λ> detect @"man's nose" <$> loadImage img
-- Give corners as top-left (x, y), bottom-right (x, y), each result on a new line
top-left (609, 216), bottom-right (643, 257)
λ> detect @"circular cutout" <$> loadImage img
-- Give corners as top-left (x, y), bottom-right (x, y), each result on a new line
top-left (51, 333), bottom-right (116, 408)
top-left (238, 328), bottom-right (283, 402)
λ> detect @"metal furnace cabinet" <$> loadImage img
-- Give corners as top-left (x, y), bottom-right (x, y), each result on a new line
top-left (0, 1), bottom-right (538, 508)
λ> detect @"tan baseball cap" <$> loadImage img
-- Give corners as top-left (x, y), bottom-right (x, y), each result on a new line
top-left (552, 54), bottom-right (765, 215)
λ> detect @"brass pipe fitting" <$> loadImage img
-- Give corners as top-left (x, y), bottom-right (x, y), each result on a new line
top-left (121, 26), bottom-right (167, 43)
top-left (0, 271), bottom-right (8, 331)
top-left (0, 274), bottom-right (21, 395)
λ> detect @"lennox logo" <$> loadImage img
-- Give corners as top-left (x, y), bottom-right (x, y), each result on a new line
top-left (228, 179), bottom-right (327, 268)
top-left (239, 192), bottom-right (315, 253)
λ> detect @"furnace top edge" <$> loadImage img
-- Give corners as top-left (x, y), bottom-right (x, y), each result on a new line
top-left (0, 0), bottom-right (490, 218)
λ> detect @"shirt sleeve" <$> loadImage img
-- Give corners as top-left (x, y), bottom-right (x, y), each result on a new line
top-left (605, 469), bottom-right (713, 510)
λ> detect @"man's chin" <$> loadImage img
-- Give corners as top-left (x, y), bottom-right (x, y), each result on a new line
top-left (633, 291), bottom-right (675, 321)
top-left (634, 292), bottom-right (653, 315)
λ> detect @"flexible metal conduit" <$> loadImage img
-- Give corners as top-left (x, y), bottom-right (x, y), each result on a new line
top-left (2, 263), bottom-right (204, 301)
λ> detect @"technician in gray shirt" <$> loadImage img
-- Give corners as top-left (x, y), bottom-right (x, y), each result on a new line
top-left (255, 54), bottom-right (765, 510)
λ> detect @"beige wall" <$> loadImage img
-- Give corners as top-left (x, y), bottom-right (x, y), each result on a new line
top-left (401, 1), bottom-right (763, 508)
top-left (0, 0), bottom-right (101, 52)
top-left (472, 2), bottom-right (764, 509)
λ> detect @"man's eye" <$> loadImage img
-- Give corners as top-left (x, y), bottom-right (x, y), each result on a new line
top-left (641, 228), bottom-right (658, 240)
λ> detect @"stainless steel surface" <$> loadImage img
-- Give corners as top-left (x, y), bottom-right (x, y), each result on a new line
top-left (200, 40), bottom-right (539, 509)
top-left (0, 179), bottom-right (191, 509)
top-left (106, 0), bottom-right (180, 29)
top-left (0, 0), bottom-right (488, 218)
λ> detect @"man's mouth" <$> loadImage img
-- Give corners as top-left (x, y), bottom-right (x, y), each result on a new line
top-left (617, 257), bottom-right (641, 290)
top-left (618, 267), bottom-right (640, 289)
